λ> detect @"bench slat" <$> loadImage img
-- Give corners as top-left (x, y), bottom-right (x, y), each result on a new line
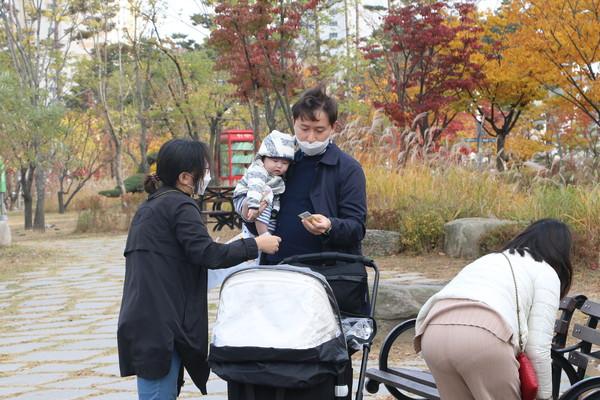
top-left (572, 324), bottom-right (600, 346)
top-left (568, 350), bottom-right (600, 370)
top-left (387, 367), bottom-right (436, 388)
top-left (560, 297), bottom-right (578, 312)
top-left (580, 301), bottom-right (600, 319)
top-left (366, 368), bottom-right (440, 399)
top-left (559, 295), bottom-right (586, 313)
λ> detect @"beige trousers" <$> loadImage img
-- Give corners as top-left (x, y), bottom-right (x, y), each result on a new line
top-left (420, 324), bottom-right (521, 400)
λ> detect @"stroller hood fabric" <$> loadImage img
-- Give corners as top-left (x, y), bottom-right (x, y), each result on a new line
top-left (209, 265), bottom-right (349, 388)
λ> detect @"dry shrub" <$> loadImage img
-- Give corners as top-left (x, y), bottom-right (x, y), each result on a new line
top-left (364, 161), bottom-right (600, 267)
top-left (335, 111), bottom-right (460, 169)
top-left (367, 209), bottom-right (402, 231)
top-left (75, 208), bottom-right (131, 233)
top-left (71, 194), bottom-right (110, 211)
top-left (74, 193), bottom-right (146, 234)
top-left (479, 224), bottom-right (526, 254)
top-left (480, 225), bottom-right (598, 271)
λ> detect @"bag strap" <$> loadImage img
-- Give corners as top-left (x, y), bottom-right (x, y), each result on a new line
top-left (501, 252), bottom-right (525, 352)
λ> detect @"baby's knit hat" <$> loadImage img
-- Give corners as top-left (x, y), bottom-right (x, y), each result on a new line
top-left (257, 130), bottom-right (296, 160)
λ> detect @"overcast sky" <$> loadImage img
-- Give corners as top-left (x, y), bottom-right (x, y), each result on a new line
top-left (157, 0), bottom-right (503, 44)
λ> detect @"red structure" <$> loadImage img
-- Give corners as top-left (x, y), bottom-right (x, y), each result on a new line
top-left (218, 129), bottom-right (254, 186)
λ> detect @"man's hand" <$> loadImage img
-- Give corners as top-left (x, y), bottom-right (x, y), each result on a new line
top-left (301, 214), bottom-right (332, 236)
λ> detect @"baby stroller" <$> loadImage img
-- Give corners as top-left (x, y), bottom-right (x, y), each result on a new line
top-left (209, 252), bottom-right (379, 400)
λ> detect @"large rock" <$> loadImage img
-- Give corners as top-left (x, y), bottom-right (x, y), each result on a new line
top-left (374, 281), bottom-right (444, 321)
top-left (444, 217), bottom-right (515, 259)
top-left (0, 220), bottom-right (11, 247)
top-left (363, 229), bottom-right (400, 256)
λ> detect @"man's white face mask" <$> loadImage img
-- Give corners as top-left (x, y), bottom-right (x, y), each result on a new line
top-left (296, 139), bottom-right (330, 156)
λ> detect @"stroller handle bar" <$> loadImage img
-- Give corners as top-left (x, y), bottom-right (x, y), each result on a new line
top-left (281, 252), bottom-right (377, 269)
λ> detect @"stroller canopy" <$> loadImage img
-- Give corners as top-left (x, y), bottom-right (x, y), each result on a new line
top-left (212, 266), bottom-right (343, 349)
top-left (209, 265), bottom-right (349, 389)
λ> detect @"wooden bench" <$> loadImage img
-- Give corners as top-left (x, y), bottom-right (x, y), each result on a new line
top-left (553, 298), bottom-right (600, 400)
top-left (199, 186), bottom-right (242, 231)
top-left (365, 295), bottom-right (591, 400)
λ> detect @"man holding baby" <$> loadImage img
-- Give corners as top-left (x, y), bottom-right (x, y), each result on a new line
top-left (261, 86), bottom-right (367, 264)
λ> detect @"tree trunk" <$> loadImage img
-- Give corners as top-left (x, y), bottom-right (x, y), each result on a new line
top-left (135, 57), bottom-right (150, 174)
top-left (249, 101), bottom-right (261, 151)
top-left (7, 171), bottom-right (19, 211)
top-left (21, 166), bottom-right (35, 230)
top-left (264, 95), bottom-right (277, 132)
top-left (58, 191), bottom-right (65, 214)
top-left (114, 139), bottom-right (127, 202)
top-left (496, 134), bottom-right (507, 171)
top-left (314, 10), bottom-right (321, 63)
top-left (33, 167), bottom-right (46, 232)
top-left (344, 0), bottom-right (351, 59)
top-left (355, 0), bottom-right (360, 56)
top-left (109, 139), bottom-right (116, 179)
top-left (209, 114), bottom-right (224, 185)
top-left (58, 174), bottom-right (66, 214)
top-left (63, 172), bottom-right (98, 213)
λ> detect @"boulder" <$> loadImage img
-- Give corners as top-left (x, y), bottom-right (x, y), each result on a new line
top-left (374, 281), bottom-right (444, 321)
top-left (363, 229), bottom-right (400, 256)
top-left (444, 217), bottom-right (516, 259)
top-left (0, 220), bottom-right (11, 247)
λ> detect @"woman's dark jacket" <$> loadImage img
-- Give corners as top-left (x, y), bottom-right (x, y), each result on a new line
top-left (117, 186), bottom-right (258, 393)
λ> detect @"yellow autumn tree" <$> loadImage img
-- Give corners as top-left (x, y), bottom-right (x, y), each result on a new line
top-left (469, 5), bottom-right (545, 170)
top-left (512, 0), bottom-right (600, 130)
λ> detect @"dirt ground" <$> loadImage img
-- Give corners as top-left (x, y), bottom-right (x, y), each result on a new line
top-left (6, 209), bottom-right (600, 322)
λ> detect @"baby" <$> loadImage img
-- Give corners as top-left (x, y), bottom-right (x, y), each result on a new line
top-left (233, 130), bottom-right (295, 236)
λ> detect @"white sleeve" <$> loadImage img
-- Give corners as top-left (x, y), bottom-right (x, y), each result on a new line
top-left (525, 267), bottom-right (560, 400)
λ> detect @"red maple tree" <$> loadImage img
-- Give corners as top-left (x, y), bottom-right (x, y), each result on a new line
top-left (209, 0), bottom-right (317, 134)
top-left (363, 1), bottom-right (483, 148)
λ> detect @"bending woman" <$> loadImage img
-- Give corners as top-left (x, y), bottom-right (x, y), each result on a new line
top-left (415, 219), bottom-right (573, 400)
top-left (117, 139), bottom-right (281, 400)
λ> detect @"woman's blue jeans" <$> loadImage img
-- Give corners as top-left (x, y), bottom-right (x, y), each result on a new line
top-left (137, 351), bottom-right (182, 400)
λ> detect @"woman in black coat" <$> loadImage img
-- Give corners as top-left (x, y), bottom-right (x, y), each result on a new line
top-left (117, 139), bottom-right (281, 399)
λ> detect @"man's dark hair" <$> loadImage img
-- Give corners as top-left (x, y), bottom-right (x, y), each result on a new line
top-left (502, 218), bottom-right (573, 298)
top-left (292, 86), bottom-right (338, 126)
top-left (144, 139), bottom-right (210, 194)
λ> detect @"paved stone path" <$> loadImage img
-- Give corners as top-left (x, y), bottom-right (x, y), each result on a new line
top-left (1, 237), bottom-right (402, 399)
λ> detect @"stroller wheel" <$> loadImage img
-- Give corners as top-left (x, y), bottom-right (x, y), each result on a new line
top-left (365, 379), bottom-right (380, 394)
